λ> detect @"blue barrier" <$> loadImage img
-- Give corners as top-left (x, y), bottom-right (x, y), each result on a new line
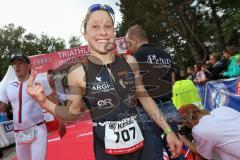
top-left (195, 77), bottom-right (240, 111)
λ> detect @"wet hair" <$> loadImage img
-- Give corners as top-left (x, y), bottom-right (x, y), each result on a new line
top-left (126, 25), bottom-right (148, 41)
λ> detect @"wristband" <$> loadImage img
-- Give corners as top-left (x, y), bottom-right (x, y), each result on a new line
top-left (164, 127), bottom-right (173, 135)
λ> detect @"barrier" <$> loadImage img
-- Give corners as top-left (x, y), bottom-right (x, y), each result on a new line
top-left (0, 120), bottom-right (15, 148)
top-left (195, 77), bottom-right (240, 111)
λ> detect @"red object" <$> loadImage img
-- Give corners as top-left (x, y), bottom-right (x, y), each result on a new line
top-left (46, 117), bottom-right (59, 133)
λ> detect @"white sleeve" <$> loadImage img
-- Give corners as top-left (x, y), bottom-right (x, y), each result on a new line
top-left (192, 130), bottom-right (215, 159)
top-left (36, 75), bottom-right (53, 96)
top-left (41, 80), bottom-right (53, 96)
top-left (0, 84), bottom-right (9, 104)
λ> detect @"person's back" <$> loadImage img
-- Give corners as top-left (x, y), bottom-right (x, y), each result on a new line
top-left (134, 44), bottom-right (173, 102)
top-left (211, 60), bottom-right (225, 80)
top-left (172, 80), bottom-right (202, 109)
top-left (192, 107), bottom-right (240, 160)
top-left (224, 53), bottom-right (240, 78)
top-left (209, 53), bottom-right (226, 80)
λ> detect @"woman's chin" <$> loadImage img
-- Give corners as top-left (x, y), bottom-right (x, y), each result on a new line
top-left (92, 45), bottom-right (114, 55)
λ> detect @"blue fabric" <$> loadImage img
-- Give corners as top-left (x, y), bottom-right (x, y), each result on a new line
top-left (137, 101), bottom-right (184, 160)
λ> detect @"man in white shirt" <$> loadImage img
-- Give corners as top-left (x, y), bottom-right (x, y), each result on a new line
top-left (0, 53), bottom-right (65, 160)
top-left (179, 104), bottom-right (240, 160)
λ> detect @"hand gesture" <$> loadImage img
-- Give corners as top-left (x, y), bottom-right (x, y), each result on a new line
top-left (166, 131), bottom-right (183, 158)
top-left (26, 70), bottom-right (47, 104)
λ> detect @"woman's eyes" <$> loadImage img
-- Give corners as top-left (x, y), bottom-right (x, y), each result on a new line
top-left (90, 23), bottom-right (113, 30)
top-left (105, 25), bottom-right (113, 28)
top-left (92, 25), bottom-right (99, 28)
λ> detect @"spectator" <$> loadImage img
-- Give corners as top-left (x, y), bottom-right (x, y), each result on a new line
top-left (209, 53), bottom-right (226, 80)
top-left (201, 64), bottom-right (212, 81)
top-left (222, 46), bottom-right (240, 78)
top-left (193, 64), bottom-right (207, 84)
top-left (0, 53), bottom-right (66, 160)
top-left (0, 53), bottom-right (53, 160)
top-left (186, 66), bottom-right (195, 81)
top-left (179, 104), bottom-right (240, 160)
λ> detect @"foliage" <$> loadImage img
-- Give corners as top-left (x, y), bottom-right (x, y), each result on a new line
top-left (117, 0), bottom-right (240, 69)
top-left (0, 23), bottom-right (66, 78)
top-left (68, 36), bottom-right (82, 48)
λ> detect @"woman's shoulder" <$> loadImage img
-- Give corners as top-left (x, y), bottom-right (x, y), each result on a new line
top-left (122, 54), bottom-right (138, 64)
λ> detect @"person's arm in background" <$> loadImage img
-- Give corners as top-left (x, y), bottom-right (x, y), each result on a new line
top-left (126, 55), bottom-right (182, 159)
top-left (180, 135), bottom-right (198, 154)
top-left (180, 135), bottom-right (207, 160)
top-left (223, 56), bottom-right (240, 77)
top-left (46, 93), bottom-right (66, 138)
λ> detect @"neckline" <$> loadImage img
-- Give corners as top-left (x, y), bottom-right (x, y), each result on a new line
top-left (87, 54), bottom-right (116, 66)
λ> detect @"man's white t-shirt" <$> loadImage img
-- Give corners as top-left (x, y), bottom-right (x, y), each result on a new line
top-left (0, 77), bottom-right (52, 130)
top-left (192, 107), bottom-right (240, 160)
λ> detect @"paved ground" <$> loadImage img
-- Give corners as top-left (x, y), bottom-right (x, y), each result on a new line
top-left (1, 144), bottom-right (16, 160)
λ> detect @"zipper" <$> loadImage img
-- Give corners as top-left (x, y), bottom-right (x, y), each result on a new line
top-left (105, 65), bottom-right (122, 102)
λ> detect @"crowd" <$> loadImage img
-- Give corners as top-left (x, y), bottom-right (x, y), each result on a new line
top-left (185, 46), bottom-right (240, 83)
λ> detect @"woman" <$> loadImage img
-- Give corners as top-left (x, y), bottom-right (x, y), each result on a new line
top-left (26, 4), bottom-right (182, 160)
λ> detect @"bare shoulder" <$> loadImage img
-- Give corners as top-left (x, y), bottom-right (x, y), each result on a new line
top-left (124, 55), bottom-right (138, 64)
top-left (68, 63), bottom-right (86, 87)
top-left (124, 55), bottom-right (139, 72)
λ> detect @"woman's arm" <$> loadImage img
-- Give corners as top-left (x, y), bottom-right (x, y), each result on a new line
top-left (125, 55), bottom-right (182, 158)
top-left (27, 65), bottom-right (85, 121)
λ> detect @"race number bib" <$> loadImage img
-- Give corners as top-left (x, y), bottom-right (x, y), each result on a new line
top-left (104, 115), bottom-right (144, 155)
top-left (15, 125), bottom-right (37, 145)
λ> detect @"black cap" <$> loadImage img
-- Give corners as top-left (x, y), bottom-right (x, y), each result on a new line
top-left (10, 53), bottom-right (30, 64)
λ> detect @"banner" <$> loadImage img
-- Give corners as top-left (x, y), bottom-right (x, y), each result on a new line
top-left (0, 120), bottom-right (15, 148)
top-left (30, 45), bottom-right (90, 73)
top-left (195, 83), bottom-right (206, 106)
top-left (30, 37), bottom-right (127, 73)
top-left (203, 77), bottom-right (240, 111)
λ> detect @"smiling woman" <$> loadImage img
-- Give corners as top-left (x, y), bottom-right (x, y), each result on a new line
top-left (27, 4), bottom-right (182, 160)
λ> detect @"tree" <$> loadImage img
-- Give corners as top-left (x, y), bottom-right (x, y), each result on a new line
top-left (68, 36), bottom-right (82, 48)
top-left (117, 0), bottom-right (240, 69)
top-left (0, 23), bottom-right (66, 77)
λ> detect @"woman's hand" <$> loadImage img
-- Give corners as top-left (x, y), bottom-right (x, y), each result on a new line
top-left (26, 70), bottom-right (47, 105)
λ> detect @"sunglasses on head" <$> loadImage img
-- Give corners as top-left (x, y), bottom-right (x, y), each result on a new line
top-left (88, 4), bottom-right (115, 23)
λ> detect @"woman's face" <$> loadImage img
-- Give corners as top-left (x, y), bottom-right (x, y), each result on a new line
top-left (194, 65), bottom-right (199, 72)
top-left (83, 10), bottom-right (115, 55)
